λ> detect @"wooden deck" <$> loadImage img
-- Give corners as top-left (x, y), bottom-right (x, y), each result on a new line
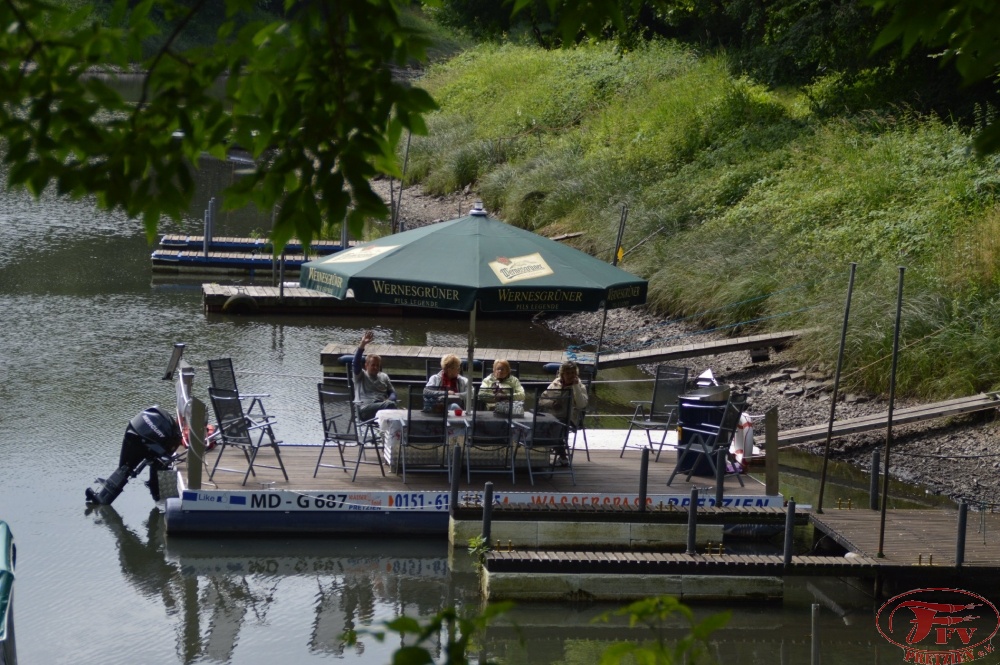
top-left (202, 284), bottom-right (411, 315)
top-left (318, 332), bottom-right (805, 374)
top-left (812, 509), bottom-right (1000, 568)
top-left (776, 392), bottom-right (1000, 445)
top-left (485, 551), bottom-right (884, 577)
top-left (181, 446), bottom-right (766, 499)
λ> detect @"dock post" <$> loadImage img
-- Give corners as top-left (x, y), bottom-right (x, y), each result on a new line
top-left (686, 487), bottom-right (699, 555)
top-left (638, 448), bottom-right (649, 513)
top-left (956, 502), bottom-right (968, 568)
top-left (764, 407), bottom-right (779, 496)
top-left (869, 450), bottom-right (880, 511)
top-left (187, 397), bottom-right (205, 490)
top-left (449, 446), bottom-right (461, 518)
top-left (482, 482), bottom-right (494, 549)
top-left (783, 498), bottom-right (796, 566)
top-left (715, 448), bottom-right (725, 507)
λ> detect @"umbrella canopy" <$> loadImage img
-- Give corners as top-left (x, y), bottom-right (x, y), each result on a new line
top-left (300, 211), bottom-right (647, 314)
top-left (301, 208), bottom-right (648, 404)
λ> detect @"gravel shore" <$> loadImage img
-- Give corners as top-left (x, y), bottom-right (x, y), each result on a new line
top-left (377, 179), bottom-right (1000, 510)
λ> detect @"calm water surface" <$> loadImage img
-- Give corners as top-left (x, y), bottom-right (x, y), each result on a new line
top-left (0, 159), bottom-right (963, 664)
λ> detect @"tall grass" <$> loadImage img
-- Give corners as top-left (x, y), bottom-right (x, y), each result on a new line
top-left (408, 40), bottom-right (1000, 398)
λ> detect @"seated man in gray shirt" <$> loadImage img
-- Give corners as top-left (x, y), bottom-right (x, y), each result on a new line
top-left (353, 330), bottom-right (398, 421)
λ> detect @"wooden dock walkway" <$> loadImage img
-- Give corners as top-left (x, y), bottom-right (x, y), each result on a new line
top-left (319, 331), bottom-right (805, 375)
top-left (597, 330), bottom-right (807, 367)
top-left (776, 392), bottom-right (1000, 445)
top-left (185, 447), bottom-right (762, 498)
top-left (485, 550), bottom-right (885, 577)
top-left (483, 507), bottom-right (1000, 582)
top-left (812, 508), bottom-right (1000, 568)
top-left (202, 284), bottom-right (410, 315)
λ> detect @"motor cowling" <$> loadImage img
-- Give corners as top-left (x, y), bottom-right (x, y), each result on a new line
top-left (86, 406), bottom-right (183, 505)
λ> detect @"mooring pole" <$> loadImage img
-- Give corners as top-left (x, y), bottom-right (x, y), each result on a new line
top-left (449, 446), bottom-right (461, 519)
top-left (869, 449), bottom-right (880, 511)
top-left (956, 502), bottom-right (968, 568)
top-left (715, 448), bottom-right (726, 507)
top-left (638, 447), bottom-right (649, 513)
top-left (686, 487), bottom-right (699, 554)
top-left (482, 482), bottom-right (494, 549)
top-left (817, 262), bottom-right (856, 514)
top-left (783, 498), bottom-right (796, 566)
top-left (878, 266), bottom-right (905, 558)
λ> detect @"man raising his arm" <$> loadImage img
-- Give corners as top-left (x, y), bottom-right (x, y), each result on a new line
top-left (353, 330), bottom-right (397, 421)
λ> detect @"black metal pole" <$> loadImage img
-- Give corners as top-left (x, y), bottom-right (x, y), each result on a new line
top-left (593, 204), bottom-right (629, 381)
top-left (878, 266), bottom-right (905, 558)
top-left (817, 262), bottom-right (856, 514)
top-left (482, 482), bottom-right (494, 548)
top-left (449, 446), bottom-right (461, 519)
top-left (638, 447), bottom-right (649, 513)
top-left (869, 449), bottom-right (880, 511)
top-left (783, 498), bottom-right (796, 566)
top-left (715, 448), bottom-right (726, 507)
top-left (686, 487), bottom-right (699, 555)
top-left (957, 502), bottom-right (968, 568)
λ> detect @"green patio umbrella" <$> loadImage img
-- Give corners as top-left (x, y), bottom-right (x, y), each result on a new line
top-left (301, 207), bottom-right (648, 403)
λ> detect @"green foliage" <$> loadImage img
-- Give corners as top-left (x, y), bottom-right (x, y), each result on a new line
top-left (0, 0), bottom-right (439, 247)
top-left (410, 37), bottom-right (1000, 397)
top-left (351, 602), bottom-right (514, 665)
top-left (467, 534), bottom-right (489, 568)
top-left (358, 596), bottom-right (727, 665)
top-left (865, 0), bottom-right (1000, 153)
top-left (596, 596), bottom-right (730, 664)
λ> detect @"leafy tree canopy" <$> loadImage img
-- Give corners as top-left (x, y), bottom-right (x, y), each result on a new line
top-left (864, 0), bottom-right (1000, 153)
top-left (0, 0), bottom-right (630, 247)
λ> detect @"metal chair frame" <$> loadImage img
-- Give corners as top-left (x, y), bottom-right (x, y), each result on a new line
top-left (620, 365), bottom-right (689, 461)
top-left (514, 386), bottom-right (575, 486)
top-left (667, 392), bottom-right (748, 487)
top-left (402, 386), bottom-right (452, 483)
top-left (464, 384), bottom-right (516, 483)
top-left (315, 382), bottom-right (386, 481)
top-left (207, 358), bottom-right (269, 418)
top-left (208, 387), bottom-right (288, 486)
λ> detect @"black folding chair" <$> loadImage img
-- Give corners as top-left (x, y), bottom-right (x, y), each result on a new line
top-left (401, 386), bottom-right (452, 482)
top-left (315, 382), bottom-right (386, 481)
top-left (207, 357), bottom-right (269, 418)
top-left (667, 392), bottom-right (748, 487)
top-left (514, 386), bottom-right (574, 486)
top-left (464, 384), bottom-right (516, 483)
top-left (208, 387), bottom-right (288, 486)
top-left (621, 365), bottom-right (689, 461)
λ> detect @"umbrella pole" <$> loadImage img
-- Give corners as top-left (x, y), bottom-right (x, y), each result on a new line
top-left (467, 304), bottom-right (477, 409)
top-left (593, 304), bottom-right (609, 380)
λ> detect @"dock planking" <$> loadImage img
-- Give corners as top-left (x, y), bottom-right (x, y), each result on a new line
top-left (812, 509), bottom-right (1000, 568)
top-left (485, 551), bottom-right (884, 576)
top-left (180, 446), bottom-right (766, 500)
top-left (319, 332), bottom-right (807, 374)
top-left (776, 392), bottom-right (1000, 445)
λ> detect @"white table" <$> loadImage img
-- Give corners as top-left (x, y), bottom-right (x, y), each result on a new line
top-left (375, 408), bottom-right (554, 474)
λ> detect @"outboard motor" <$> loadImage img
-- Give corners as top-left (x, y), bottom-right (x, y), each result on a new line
top-left (85, 406), bottom-right (183, 505)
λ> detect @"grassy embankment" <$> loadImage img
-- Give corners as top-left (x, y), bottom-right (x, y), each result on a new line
top-left (403, 41), bottom-right (1000, 400)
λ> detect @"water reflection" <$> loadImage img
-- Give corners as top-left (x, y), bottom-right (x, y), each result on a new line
top-left (87, 504), bottom-right (461, 664)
